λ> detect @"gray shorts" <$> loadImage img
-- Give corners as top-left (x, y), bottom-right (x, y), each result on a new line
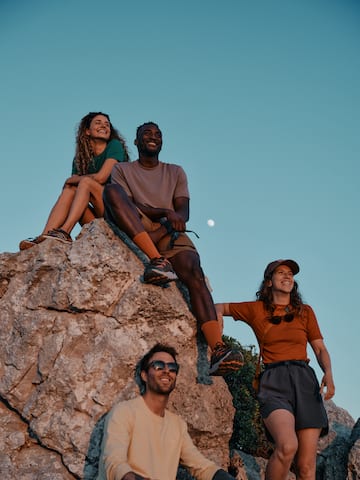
top-left (257, 360), bottom-right (328, 438)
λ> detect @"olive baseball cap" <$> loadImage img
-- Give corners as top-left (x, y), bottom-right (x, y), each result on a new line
top-left (264, 259), bottom-right (300, 279)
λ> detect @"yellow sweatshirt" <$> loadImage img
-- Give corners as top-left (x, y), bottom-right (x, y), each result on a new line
top-left (97, 396), bottom-right (219, 480)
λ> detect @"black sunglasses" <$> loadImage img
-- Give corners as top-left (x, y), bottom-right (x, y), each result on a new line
top-left (269, 313), bottom-right (294, 325)
top-left (147, 360), bottom-right (180, 373)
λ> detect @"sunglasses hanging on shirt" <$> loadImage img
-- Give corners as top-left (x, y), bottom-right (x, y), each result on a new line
top-left (269, 313), bottom-right (294, 325)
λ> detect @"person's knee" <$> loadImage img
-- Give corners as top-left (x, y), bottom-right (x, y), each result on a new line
top-left (103, 184), bottom-right (126, 206)
top-left (62, 184), bottom-right (76, 194)
top-left (174, 254), bottom-right (205, 285)
top-left (77, 176), bottom-right (96, 189)
top-left (275, 438), bottom-right (298, 462)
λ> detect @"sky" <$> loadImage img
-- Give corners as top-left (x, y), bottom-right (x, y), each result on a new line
top-left (1, 0), bottom-right (359, 421)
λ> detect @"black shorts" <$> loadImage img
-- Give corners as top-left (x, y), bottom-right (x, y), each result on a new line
top-left (257, 360), bottom-right (328, 438)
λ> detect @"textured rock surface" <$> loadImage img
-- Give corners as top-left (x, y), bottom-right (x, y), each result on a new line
top-left (0, 219), bottom-right (234, 479)
top-left (347, 419), bottom-right (360, 480)
top-left (316, 403), bottom-right (359, 480)
top-left (0, 219), bottom-right (359, 480)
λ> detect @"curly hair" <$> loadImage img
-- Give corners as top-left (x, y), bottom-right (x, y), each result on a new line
top-left (135, 343), bottom-right (178, 395)
top-left (256, 278), bottom-right (303, 315)
top-left (74, 112), bottom-right (129, 175)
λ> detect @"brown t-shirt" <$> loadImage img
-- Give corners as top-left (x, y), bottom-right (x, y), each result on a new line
top-left (111, 160), bottom-right (189, 210)
top-left (228, 301), bottom-right (323, 363)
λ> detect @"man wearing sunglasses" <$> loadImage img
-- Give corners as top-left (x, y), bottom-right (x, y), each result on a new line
top-left (215, 259), bottom-right (335, 480)
top-left (97, 343), bottom-right (235, 480)
top-left (103, 122), bottom-right (243, 377)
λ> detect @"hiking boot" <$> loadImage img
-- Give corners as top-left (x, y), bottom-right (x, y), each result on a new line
top-left (19, 235), bottom-right (46, 251)
top-left (209, 343), bottom-right (244, 376)
top-left (44, 228), bottom-right (72, 243)
top-left (143, 257), bottom-right (178, 285)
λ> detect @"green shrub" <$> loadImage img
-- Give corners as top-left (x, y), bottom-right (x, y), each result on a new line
top-left (223, 335), bottom-right (272, 457)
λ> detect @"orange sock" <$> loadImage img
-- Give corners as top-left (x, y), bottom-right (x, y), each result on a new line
top-left (133, 231), bottom-right (161, 260)
top-left (201, 320), bottom-right (223, 350)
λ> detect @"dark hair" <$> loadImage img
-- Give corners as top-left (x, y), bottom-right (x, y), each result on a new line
top-left (256, 278), bottom-right (303, 315)
top-left (74, 111), bottom-right (129, 175)
top-left (136, 121), bottom-right (161, 140)
top-left (135, 343), bottom-right (178, 395)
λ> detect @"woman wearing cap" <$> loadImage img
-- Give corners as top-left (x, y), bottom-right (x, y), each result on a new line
top-left (215, 259), bottom-right (335, 480)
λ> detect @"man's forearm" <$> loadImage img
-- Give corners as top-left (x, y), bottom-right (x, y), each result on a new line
top-left (134, 202), bottom-right (170, 221)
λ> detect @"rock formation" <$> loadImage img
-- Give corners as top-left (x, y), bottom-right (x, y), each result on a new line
top-left (0, 219), bottom-right (234, 479)
top-left (0, 219), bottom-right (359, 479)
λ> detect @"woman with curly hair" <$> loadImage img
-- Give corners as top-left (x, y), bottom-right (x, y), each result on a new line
top-left (215, 259), bottom-right (335, 480)
top-left (20, 112), bottom-right (129, 249)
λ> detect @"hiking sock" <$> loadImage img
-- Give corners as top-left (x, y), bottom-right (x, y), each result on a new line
top-left (201, 320), bottom-right (224, 350)
top-left (133, 231), bottom-right (161, 260)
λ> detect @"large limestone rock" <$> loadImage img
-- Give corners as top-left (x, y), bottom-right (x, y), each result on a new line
top-left (316, 403), bottom-right (359, 479)
top-left (0, 219), bottom-right (234, 479)
top-left (347, 419), bottom-right (360, 480)
top-left (1, 219), bottom-right (359, 480)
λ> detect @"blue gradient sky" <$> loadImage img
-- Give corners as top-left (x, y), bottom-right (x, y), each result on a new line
top-left (1, 0), bottom-right (359, 420)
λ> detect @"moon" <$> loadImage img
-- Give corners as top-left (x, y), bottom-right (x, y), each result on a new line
top-left (207, 219), bottom-right (215, 227)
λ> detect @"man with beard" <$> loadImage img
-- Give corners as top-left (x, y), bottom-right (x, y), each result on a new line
top-left (97, 343), bottom-right (235, 480)
top-left (103, 122), bottom-right (243, 377)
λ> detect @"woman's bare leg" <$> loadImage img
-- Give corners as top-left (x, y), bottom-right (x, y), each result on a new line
top-left (264, 409), bottom-right (298, 480)
top-left (294, 428), bottom-right (321, 480)
top-left (60, 177), bottom-right (104, 233)
top-left (79, 206), bottom-right (96, 226)
top-left (42, 185), bottom-right (77, 234)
